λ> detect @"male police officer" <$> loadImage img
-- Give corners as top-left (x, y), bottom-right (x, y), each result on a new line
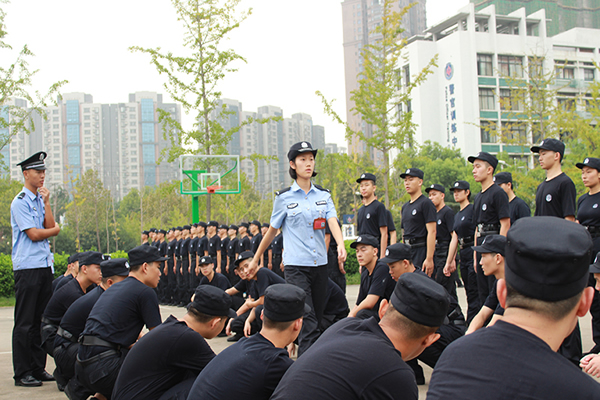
top-left (75, 246), bottom-right (166, 399)
top-left (494, 172), bottom-right (531, 224)
top-left (271, 273), bottom-right (449, 400)
top-left (427, 217), bottom-right (600, 399)
top-left (11, 151), bottom-right (61, 387)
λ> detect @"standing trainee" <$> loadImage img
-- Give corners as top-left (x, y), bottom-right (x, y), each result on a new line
top-left (11, 151), bottom-right (61, 387)
top-left (249, 141), bottom-right (346, 356)
top-left (356, 173), bottom-right (388, 255)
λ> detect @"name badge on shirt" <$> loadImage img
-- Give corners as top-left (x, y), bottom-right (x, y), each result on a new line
top-left (315, 200), bottom-right (327, 206)
top-left (287, 203), bottom-right (298, 209)
top-left (313, 218), bottom-right (326, 230)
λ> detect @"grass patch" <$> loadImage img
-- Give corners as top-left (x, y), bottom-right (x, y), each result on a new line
top-left (346, 273), bottom-right (360, 285)
top-left (0, 297), bottom-right (15, 307)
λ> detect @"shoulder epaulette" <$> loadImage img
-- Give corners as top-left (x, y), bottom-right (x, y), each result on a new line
top-left (17, 192), bottom-right (25, 199)
top-left (313, 184), bottom-right (331, 193)
top-left (275, 187), bottom-right (291, 196)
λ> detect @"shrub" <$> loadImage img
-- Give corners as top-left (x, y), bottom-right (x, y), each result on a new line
top-left (343, 240), bottom-right (359, 275)
top-left (0, 254), bottom-right (14, 298)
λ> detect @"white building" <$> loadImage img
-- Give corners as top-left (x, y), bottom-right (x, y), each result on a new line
top-left (396, 3), bottom-right (600, 162)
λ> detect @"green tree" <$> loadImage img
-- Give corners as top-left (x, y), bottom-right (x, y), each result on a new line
top-left (318, 0), bottom-right (437, 208)
top-left (0, 176), bottom-right (22, 253)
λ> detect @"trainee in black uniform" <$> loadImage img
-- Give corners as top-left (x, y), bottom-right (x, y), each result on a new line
top-left (357, 200), bottom-right (387, 241)
top-left (320, 278), bottom-right (349, 332)
top-left (355, 260), bottom-right (395, 320)
top-left (401, 195), bottom-right (437, 268)
top-left (325, 219), bottom-right (345, 293)
top-left (271, 231), bottom-right (284, 278)
top-left (386, 209), bottom-right (396, 245)
top-left (226, 226), bottom-right (240, 285)
top-left (534, 172), bottom-right (576, 218)
top-left (167, 231), bottom-right (177, 305)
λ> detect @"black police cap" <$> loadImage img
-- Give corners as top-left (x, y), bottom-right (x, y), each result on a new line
top-left (467, 152), bottom-right (498, 170)
top-left (493, 172), bottom-right (512, 185)
top-left (79, 251), bottom-right (105, 267)
top-left (425, 183), bottom-right (445, 194)
top-left (576, 157), bottom-right (600, 172)
top-left (191, 286), bottom-right (236, 318)
top-left (590, 252), bottom-right (600, 274)
top-left (287, 141), bottom-right (318, 161)
top-left (158, 229), bottom-right (167, 235)
top-left (17, 151), bottom-right (47, 171)
top-left (70, 253), bottom-right (80, 263)
top-left (208, 221), bottom-right (219, 227)
top-left (400, 167), bottom-right (424, 179)
top-left (100, 258), bottom-right (130, 278)
top-left (261, 223), bottom-right (270, 229)
top-left (240, 222), bottom-right (249, 228)
top-left (506, 217), bottom-right (593, 302)
top-left (472, 234), bottom-right (506, 256)
top-left (263, 284), bottom-right (311, 322)
top-left (350, 234), bottom-right (379, 249)
top-left (142, 230), bottom-right (149, 235)
top-left (128, 245), bottom-right (169, 266)
top-left (229, 224), bottom-right (239, 231)
top-left (357, 172), bottom-right (377, 184)
top-left (219, 224), bottom-right (228, 230)
top-left (198, 222), bottom-right (207, 228)
top-left (175, 226), bottom-right (183, 231)
top-left (182, 225), bottom-right (191, 231)
top-left (150, 228), bottom-right (157, 233)
top-left (449, 180), bottom-right (470, 191)
top-left (250, 220), bottom-right (261, 227)
top-left (379, 243), bottom-right (413, 264)
top-left (391, 273), bottom-right (450, 327)
top-left (234, 251), bottom-right (254, 268)
top-left (531, 138), bottom-right (565, 158)
top-left (199, 256), bottom-right (214, 265)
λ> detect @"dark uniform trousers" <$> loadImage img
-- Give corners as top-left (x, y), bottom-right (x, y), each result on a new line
top-left (475, 234), bottom-right (497, 305)
top-left (228, 256), bottom-right (242, 286)
top-left (76, 345), bottom-right (128, 399)
top-left (272, 254), bottom-right (284, 279)
top-left (326, 248), bottom-right (346, 294)
top-left (230, 306), bottom-right (263, 338)
top-left (12, 267), bottom-right (53, 381)
top-left (459, 246), bottom-right (480, 325)
top-left (167, 259), bottom-right (176, 304)
top-left (40, 318), bottom-right (58, 357)
top-left (53, 340), bottom-right (78, 387)
top-left (433, 243), bottom-right (458, 301)
top-left (188, 256), bottom-right (197, 301)
top-left (180, 258), bottom-right (190, 304)
top-left (156, 377), bottom-right (196, 400)
top-left (409, 243), bottom-right (427, 271)
top-left (284, 264), bottom-right (328, 356)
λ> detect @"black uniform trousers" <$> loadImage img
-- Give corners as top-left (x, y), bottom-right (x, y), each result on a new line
top-left (180, 258), bottom-right (190, 304)
top-left (76, 346), bottom-right (128, 399)
top-left (459, 246), bottom-right (480, 325)
top-left (174, 259), bottom-right (182, 304)
top-left (53, 341), bottom-right (78, 387)
top-left (188, 256), bottom-right (197, 301)
top-left (326, 247), bottom-right (346, 294)
top-left (475, 234), bottom-right (497, 305)
top-left (284, 264), bottom-right (328, 357)
top-left (433, 244), bottom-right (458, 301)
top-left (272, 254), bottom-right (284, 279)
top-left (409, 244), bottom-right (427, 271)
top-left (230, 308), bottom-right (261, 337)
top-left (40, 320), bottom-right (58, 357)
top-left (12, 267), bottom-right (53, 381)
top-left (167, 260), bottom-right (176, 304)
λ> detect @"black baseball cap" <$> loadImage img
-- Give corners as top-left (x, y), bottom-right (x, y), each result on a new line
top-left (142, 230), bottom-right (149, 235)
top-left (100, 258), bottom-right (130, 277)
top-left (261, 223), bottom-right (270, 229)
top-left (219, 224), bottom-right (229, 231)
top-left (400, 167), bottom-right (424, 179)
top-left (182, 225), bottom-right (191, 231)
top-left (263, 284), bottom-right (311, 322)
top-left (229, 224), bottom-right (239, 232)
top-left (468, 152), bottom-right (498, 170)
top-left (472, 234), bottom-right (506, 256)
top-left (199, 256), bottom-right (214, 266)
top-left (576, 157), bottom-right (600, 171)
top-left (208, 221), bottom-right (219, 227)
top-left (128, 245), bottom-right (169, 266)
top-left (250, 220), bottom-right (261, 227)
top-left (357, 172), bottom-right (377, 184)
top-left (234, 251), bottom-right (254, 268)
top-left (506, 217), bottom-right (593, 302)
top-left (191, 286), bottom-right (236, 318)
top-left (590, 252), bottom-right (600, 274)
top-left (391, 273), bottom-right (450, 327)
top-left (531, 138), bottom-right (565, 159)
top-left (150, 228), bottom-right (157, 233)
top-left (380, 243), bottom-right (413, 264)
top-left (158, 229), bottom-right (167, 235)
top-left (494, 172), bottom-right (512, 185)
top-left (198, 222), bottom-right (207, 228)
top-left (79, 251), bottom-right (106, 267)
top-left (425, 183), bottom-right (445, 194)
top-left (449, 180), bottom-right (470, 191)
top-left (288, 141), bottom-right (318, 161)
top-left (240, 222), bottom-right (249, 228)
top-left (350, 235), bottom-right (379, 249)
top-left (17, 151), bottom-right (47, 171)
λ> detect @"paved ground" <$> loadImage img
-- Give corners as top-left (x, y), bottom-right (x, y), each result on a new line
top-left (0, 284), bottom-right (597, 399)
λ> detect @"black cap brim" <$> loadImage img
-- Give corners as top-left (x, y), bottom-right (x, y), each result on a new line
top-left (379, 256), bottom-right (401, 264)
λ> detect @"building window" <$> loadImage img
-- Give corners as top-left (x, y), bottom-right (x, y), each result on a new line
top-left (479, 88), bottom-right (495, 110)
top-left (53, 124), bottom-right (59, 129)
top-left (84, 122), bottom-right (90, 127)
top-left (142, 123), bottom-right (154, 142)
top-left (584, 69), bottom-right (595, 81)
top-left (67, 125), bottom-right (79, 144)
top-left (500, 89), bottom-right (523, 111)
top-left (555, 61), bottom-right (575, 79)
top-left (66, 100), bottom-right (79, 123)
top-left (84, 115), bottom-right (90, 120)
top-left (141, 99), bottom-right (154, 122)
top-left (498, 55), bottom-right (523, 78)
top-left (477, 54), bottom-right (493, 76)
top-left (503, 122), bottom-right (527, 142)
top-left (480, 121), bottom-right (497, 143)
top-left (528, 56), bottom-right (544, 79)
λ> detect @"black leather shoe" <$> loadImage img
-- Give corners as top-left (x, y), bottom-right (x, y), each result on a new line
top-left (15, 375), bottom-right (42, 387)
top-left (33, 370), bottom-right (55, 381)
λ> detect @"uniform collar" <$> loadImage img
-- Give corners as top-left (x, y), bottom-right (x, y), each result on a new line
top-left (291, 181), bottom-right (314, 193)
top-left (23, 186), bottom-right (40, 201)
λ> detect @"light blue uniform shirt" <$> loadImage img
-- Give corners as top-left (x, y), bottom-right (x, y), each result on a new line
top-left (270, 181), bottom-right (337, 267)
top-left (11, 187), bottom-right (53, 270)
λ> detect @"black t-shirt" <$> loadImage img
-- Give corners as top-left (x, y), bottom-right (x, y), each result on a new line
top-left (197, 236), bottom-right (208, 256)
top-left (453, 204), bottom-right (475, 239)
top-left (189, 237), bottom-right (199, 259)
top-left (386, 209), bottom-right (396, 233)
top-left (158, 240), bottom-right (168, 257)
top-left (80, 276), bottom-right (161, 350)
top-left (250, 232), bottom-right (263, 254)
top-left (272, 233), bottom-right (284, 255)
top-left (199, 272), bottom-right (231, 291)
top-left (483, 280), bottom-right (504, 316)
top-left (227, 237), bottom-right (239, 259)
top-left (237, 236), bottom-right (251, 254)
top-left (167, 239), bottom-right (176, 258)
top-left (112, 315), bottom-right (215, 400)
top-left (271, 317), bottom-right (417, 400)
top-left (54, 274), bottom-right (74, 293)
top-left (324, 278), bottom-right (349, 317)
top-left (578, 192), bottom-right (600, 227)
top-left (181, 237), bottom-right (191, 258)
top-left (401, 194), bottom-right (437, 239)
top-left (436, 205), bottom-right (455, 243)
top-left (534, 172), bottom-right (576, 218)
top-left (55, 286), bottom-right (105, 348)
top-left (427, 320), bottom-right (600, 399)
top-left (357, 199), bottom-right (387, 239)
top-left (233, 268), bottom-right (285, 300)
top-left (356, 261), bottom-right (395, 312)
top-left (472, 184), bottom-right (510, 225)
top-left (175, 239), bottom-right (183, 258)
top-left (509, 196), bottom-right (530, 224)
top-left (220, 237), bottom-right (230, 263)
top-left (43, 277), bottom-right (85, 325)
top-left (208, 235), bottom-right (221, 257)
top-left (188, 333), bottom-right (292, 400)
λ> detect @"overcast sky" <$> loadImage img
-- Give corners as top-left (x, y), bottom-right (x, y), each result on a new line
top-left (4, 0), bottom-right (468, 148)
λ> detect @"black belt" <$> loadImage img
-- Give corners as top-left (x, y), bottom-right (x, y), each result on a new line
top-left (478, 223), bottom-right (499, 236)
top-left (459, 236), bottom-right (475, 249)
top-left (41, 316), bottom-right (56, 326)
top-left (79, 335), bottom-right (120, 351)
top-left (404, 237), bottom-right (426, 246)
top-left (435, 240), bottom-right (450, 247)
top-left (585, 226), bottom-right (600, 238)
top-left (176, 256), bottom-right (182, 260)
top-left (57, 327), bottom-right (78, 343)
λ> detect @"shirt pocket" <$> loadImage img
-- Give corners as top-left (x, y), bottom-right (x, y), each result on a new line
top-left (286, 208), bottom-right (306, 228)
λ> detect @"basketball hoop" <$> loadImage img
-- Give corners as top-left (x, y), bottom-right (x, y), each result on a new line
top-left (207, 185), bottom-right (223, 194)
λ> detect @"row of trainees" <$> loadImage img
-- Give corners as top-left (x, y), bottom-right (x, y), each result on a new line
top-left (45, 218), bottom-right (600, 400)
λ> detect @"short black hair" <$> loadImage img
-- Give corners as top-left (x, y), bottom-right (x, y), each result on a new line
top-left (505, 283), bottom-right (582, 321)
top-left (289, 167), bottom-right (318, 180)
top-left (188, 306), bottom-right (228, 324)
top-left (263, 315), bottom-right (298, 331)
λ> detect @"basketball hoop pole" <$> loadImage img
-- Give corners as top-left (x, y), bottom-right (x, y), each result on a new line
top-left (192, 171), bottom-right (200, 223)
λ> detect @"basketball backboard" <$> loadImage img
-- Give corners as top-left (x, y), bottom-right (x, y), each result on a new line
top-left (179, 155), bottom-right (241, 195)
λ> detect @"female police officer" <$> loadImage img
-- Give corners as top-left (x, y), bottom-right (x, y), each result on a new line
top-left (248, 141), bottom-right (346, 356)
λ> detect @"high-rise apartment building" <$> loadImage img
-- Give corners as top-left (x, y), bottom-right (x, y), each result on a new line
top-left (472, 0), bottom-right (600, 36)
top-left (341, 0), bottom-right (427, 163)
